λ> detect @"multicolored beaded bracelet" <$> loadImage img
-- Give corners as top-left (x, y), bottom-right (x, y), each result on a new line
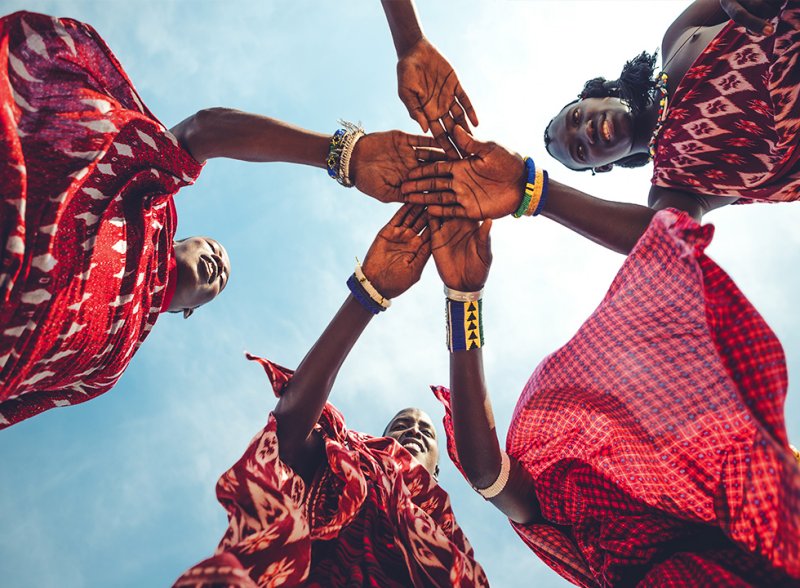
top-left (532, 170), bottom-right (549, 216)
top-left (347, 273), bottom-right (385, 315)
top-left (523, 168), bottom-right (545, 216)
top-left (513, 157), bottom-right (537, 218)
top-left (327, 121), bottom-right (365, 187)
top-left (446, 296), bottom-right (484, 352)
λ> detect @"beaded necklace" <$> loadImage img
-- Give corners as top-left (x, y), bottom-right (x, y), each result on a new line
top-left (647, 72), bottom-right (669, 160)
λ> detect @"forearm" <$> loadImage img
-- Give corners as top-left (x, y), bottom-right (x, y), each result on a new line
top-left (381, 0), bottom-right (424, 57)
top-left (170, 107), bottom-right (330, 165)
top-left (450, 349), bottom-right (539, 523)
top-left (273, 295), bottom-right (373, 465)
top-left (541, 180), bottom-right (656, 255)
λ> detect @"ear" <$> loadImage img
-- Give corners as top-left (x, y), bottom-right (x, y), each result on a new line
top-left (593, 164), bottom-right (613, 174)
top-left (434, 464), bottom-right (440, 480)
top-left (183, 308), bottom-right (194, 319)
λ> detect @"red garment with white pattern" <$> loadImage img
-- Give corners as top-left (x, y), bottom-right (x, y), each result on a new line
top-left (174, 356), bottom-right (489, 588)
top-left (0, 12), bottom-right (202, 428)
top-left (434, 210), bottom-right (800, 587)
top-left (651, 1), bottom-right (800, 202)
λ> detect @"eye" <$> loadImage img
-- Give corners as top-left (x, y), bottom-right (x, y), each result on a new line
top-left (422, 429), bottom-right (434, 438)
top-left (576, 144), bottom-right (586, 162)
top-left (572, 108), bottom-right (580, 125)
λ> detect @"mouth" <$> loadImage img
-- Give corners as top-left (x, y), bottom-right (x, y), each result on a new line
top-left (400, 438), bottom-right (424, 453)
top-left (600, 114), bottom-right (613, 143)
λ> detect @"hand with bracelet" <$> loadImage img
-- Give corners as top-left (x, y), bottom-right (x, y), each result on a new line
top-left (429, 217), bottom-right (540, 524)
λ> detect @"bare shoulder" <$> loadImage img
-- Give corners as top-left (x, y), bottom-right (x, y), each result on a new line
top-left (648, 184), bottom-right (738, 220)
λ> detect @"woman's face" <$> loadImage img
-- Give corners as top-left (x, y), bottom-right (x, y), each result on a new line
top-left (384, 408), bottom-right (440, 478)
top-left (547, 96), bottom-right (636, 170)
top-left (171, 236), bottom-right (231, 314)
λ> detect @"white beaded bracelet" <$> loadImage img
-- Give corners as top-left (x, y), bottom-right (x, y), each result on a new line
top-left (475, 451), bottom-right (510, 499)
top-left (444, 285), bottom-right (484, 302)
top-left (337, 120), bottom-right (365, 188)
top-left (355, 261), bottom-right (391, 309)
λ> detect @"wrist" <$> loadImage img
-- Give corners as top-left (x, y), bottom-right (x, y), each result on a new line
top-left (396, 30), bottom-right (426, 59)
top-left (349, 135), bottom-right (366, 184)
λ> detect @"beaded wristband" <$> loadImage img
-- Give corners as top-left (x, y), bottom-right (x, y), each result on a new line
top-left (446, 297), bottom-right (484, 352)
top-left (523, 168), bottom-right (545, 216)
top-left (327, 121), bottom-right (365, 187)
top-left (475, 451), bottom-right (511, 499)
top-left (355, 261), bottom-right (391, 309)
top-left (532, 170), bottom-right (549, 216)
top-left (444, 285), bottom-right (483, 302)
top-left (347, 274), bottom-right (384, 314)
top-left (513, 157), bottom-right (536, 218)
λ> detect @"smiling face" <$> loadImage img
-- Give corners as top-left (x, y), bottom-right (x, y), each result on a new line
top-left (169, 236), bottom-right (231, 315)
top-left (547, 96), bottom-right (637, 170)
top-left (384, 408), bottom-right (440, 478)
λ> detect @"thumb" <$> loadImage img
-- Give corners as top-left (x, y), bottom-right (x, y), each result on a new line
top-left (453, 124), bottom-right (478, 155)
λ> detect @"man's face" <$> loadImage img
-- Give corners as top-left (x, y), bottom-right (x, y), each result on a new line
top-left (171, 236), bottom-right (231, 315)
top-left (385, 407), bottom-right (440, 478)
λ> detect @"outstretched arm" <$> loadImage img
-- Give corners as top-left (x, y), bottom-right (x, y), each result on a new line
top-left (381, 0), bottom-right (478, 158)
top-left (403, 126), bottom-right (734, 255)
top-left (430, 218), bottom-right (539, 524)
top-left (272, 204), bottom-right (431, 473)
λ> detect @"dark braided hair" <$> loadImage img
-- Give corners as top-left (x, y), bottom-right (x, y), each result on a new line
top-left (544, 50), bottom-right (658, 171)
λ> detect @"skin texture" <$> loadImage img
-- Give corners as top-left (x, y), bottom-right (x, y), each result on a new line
top-left (381, 0), bottom-right (478, 158)
top-left (430, 219), bottom-right (539, 524)
top-left (384, 408), bottom-right (440, 478)
top-left (169, 236), bottom-right (231, 318)
top-left (272, 204), bottom-right (432, 482)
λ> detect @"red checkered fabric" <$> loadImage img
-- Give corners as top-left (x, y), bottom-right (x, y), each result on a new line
top-left (434, 210), bottom-right (800, 587)
top-left (652, 1), bottom-right (800, 202)
top-left (0, 12), bottom-right (202, 428)
top-left (174, 356), bottom-right (489, 588)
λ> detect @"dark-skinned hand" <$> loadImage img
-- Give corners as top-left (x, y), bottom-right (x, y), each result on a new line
top-left (350, 131), bottom-right (446, 204)
top-left (430, 217), bottom-right (492, 292)
top-left (361, 204), bottom-right (431, 299)
top-left (397, 37), bottom-right (479, 159)
top-left (402, 125), bottom-right (526, 220)
top-left (720, 0), bottom-right (783, 35)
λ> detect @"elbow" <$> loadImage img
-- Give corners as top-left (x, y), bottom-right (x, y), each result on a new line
top-left (171, 107), bottom-right (233, 163)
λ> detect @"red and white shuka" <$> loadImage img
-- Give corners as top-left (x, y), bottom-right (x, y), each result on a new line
top-left (173, 356), bottom-right (489, 588)
top-left (435, 210), bottom-right (800, 587)
top-left (0, 11), bottom-right (202, 428)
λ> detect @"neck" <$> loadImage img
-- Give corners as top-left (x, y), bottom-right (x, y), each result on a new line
top-left (630, 100), bottom-right (660, 154)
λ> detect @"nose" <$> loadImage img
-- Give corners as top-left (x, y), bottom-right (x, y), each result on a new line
top-left (584, 119), bottom-right (596, 146)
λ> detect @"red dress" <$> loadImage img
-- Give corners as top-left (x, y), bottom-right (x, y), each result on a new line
top-left (174, 356), bottom-right (489, 588)
top-left (435, 210), bottom-right (800, 587)
top-left (652, 1), bottom-right (800, 202)
top-left (0, 12), bottom-right (202, 428)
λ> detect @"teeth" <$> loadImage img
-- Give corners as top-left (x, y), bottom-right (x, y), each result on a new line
top-left (602, 120), bottom-right (611, 141)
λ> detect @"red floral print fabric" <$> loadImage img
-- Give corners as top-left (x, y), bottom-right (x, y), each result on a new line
top-left (652, 1), bottom-right (800, 202)
top-left (174, 356), bottom-right (489, 588)
top-left (434, 210), bottom-right (800, 587)
top-left (0, 12), bottom-right (202, 428)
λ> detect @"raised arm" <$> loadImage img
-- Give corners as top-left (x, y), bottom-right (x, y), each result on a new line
top-left (272, 204), bottom-right (431, 473)
top-left (380, 0), bottom-right (478, 158)
top-left (402, 126), bottom-right (733, 255)
top-left (170, 108), bottom-right (445, 203)
top-left (430, 217), bottom-right (539, 524)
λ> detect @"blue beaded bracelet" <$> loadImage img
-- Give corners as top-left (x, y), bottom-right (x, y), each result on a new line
top-left (347, 273), bottom-right (384, 315)
top-left (532, 170), bottom-right (549, 216)
top-left (446, 298), bottom-right (484, 351)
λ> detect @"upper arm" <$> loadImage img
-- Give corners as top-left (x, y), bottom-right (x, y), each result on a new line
top-left (648, 184), bottom-right (737, 221)
top-left (488, 458), bottom-right (541, 525)
top-left (662, 0), bottom-right (727, 56)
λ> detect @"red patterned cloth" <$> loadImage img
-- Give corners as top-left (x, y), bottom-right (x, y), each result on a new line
top-left (0, 12), bottom-right (202, 428)
top-left (434, 210), bottom-right (800, 587)
top-left (652, 1), bottom-right (800, 202)
top-left (174, 355), bottom-right (489, 588)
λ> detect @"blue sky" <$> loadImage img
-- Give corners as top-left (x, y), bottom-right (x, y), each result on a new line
top-left (2, 1), bottom-right (799, 586)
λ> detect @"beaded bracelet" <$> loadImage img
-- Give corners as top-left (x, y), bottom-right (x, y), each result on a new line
top-left (532, 170), bottom-right (549, 216)
top-left (446, 296), bottom-right (484, 352)
top-left (327, 121), bottom-right (365, 188)
top-left (347, 273), bottom-right (385, 314)
top-left (474, 451), bottom-right (511, 499)
top-left (354, 262), bottom-right (391, 310)
top-left (513, 157), bottom-right (536, 218)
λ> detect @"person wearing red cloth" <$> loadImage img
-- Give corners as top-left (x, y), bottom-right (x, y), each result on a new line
top-left (426, 210), bottom-right (800, 586)
top-left (0, 11), bottom-right (444, 429)
top-left (172, 204), bottom-right (488, 588)
top-left (400, 0), bottom-right (800, 256)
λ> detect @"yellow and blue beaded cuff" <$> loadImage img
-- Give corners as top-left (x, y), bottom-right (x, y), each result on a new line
top-left (446, 298), bottom-right (484, 352)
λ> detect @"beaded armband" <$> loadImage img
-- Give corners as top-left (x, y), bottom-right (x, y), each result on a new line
top-left (474, 451), bottom-right (511, 499)
top-left (347, 274), bottom-right (384, 314)
top-left (514, 157), bottom-right (549, 218)
top-left (327, 121), bottom-right (365, 187)
top-left (446, 296), bottom-right (484, 352)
